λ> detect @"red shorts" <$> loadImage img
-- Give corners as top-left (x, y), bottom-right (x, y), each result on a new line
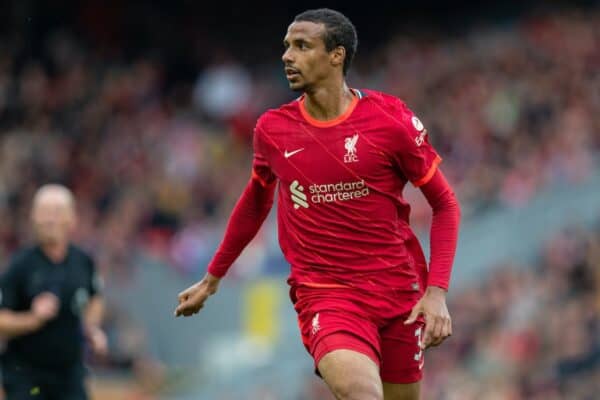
top-left (291, 285), bottom-right (425, 384)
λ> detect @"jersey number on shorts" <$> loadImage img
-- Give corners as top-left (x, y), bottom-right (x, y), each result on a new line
top-left (414, 327), bottom-right (424, 369)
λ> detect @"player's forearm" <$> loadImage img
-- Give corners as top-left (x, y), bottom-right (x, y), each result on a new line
top-left (84, 296), bottom-right (104, 329)
top-left (0, 310), bottom-right (43, 338)
top-left (207, 177), bottom-right (276, 278)
top-left (421, 170), bottom-right (461, 291)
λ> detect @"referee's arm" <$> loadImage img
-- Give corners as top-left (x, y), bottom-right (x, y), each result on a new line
top-left (83, 265), bottom-right (108, 356)
top-left (0, 262), bottom-right (58, 339)
top-left (0, 295), bottom-right (58, 339)
top-left (85, 295), bottom-right (104, 328)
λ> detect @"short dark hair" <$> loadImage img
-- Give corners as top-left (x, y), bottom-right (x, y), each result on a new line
top-left (294, 8), bottom-right (357, 76)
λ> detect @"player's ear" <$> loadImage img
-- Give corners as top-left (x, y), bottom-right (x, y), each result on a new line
top-left (330, 46), bottom-right (345, 70)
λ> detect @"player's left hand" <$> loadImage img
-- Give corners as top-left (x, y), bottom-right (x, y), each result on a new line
top-left (404, 286), bottom-right (451, 349)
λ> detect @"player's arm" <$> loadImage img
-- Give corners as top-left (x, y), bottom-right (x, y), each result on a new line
top-left (389, 100), bottom-right (460, 348)
top-left (174, 174), bottom-right (276, 317)
top-left (405, 169), bottom-right (460, 348)
top-left (420, 169), bottom-right (461, 292)
top-left (0, 262), bottom-right (59, 338)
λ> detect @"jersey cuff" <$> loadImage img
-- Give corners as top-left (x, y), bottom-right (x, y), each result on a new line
top-left (426, 279), bottom-right (449, 291)
top-left (412, 155), bottom-right (442, 187)
top-left (207, 264), bottom-right (227, 278)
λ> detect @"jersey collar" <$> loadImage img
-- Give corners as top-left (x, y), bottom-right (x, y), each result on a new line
top-left (299, 88), bottom-right (363, 128)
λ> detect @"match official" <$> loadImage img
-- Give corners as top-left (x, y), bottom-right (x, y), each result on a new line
top-left (0, 184), bottom-right (107, 400)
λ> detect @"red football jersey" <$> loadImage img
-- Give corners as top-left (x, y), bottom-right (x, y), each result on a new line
top-left (252, 89), bottom-right (441, 294)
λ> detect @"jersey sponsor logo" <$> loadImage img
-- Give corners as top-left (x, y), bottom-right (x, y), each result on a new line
top-left (415, 129), bottom-right (428, 147)
top-left (311, 313), bottom-right (321, 335)
top-left (290, 179), bottom-right (371, 210)
top-left (343, 134), bottom-right (359, 163)
top-left (412, 115), bottom-right (428, 147)
top-left (284, 148), bottom-right (304, 158)
top-left (309, 180), bottom-right (369, 204)
top-left (290, 180), bottom-right (309, 209)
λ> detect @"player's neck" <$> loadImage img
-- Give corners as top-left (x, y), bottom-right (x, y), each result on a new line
top-left (41, 242), bottom-right (69, 264)
top-left (303, 81), bottom-right (354, 121)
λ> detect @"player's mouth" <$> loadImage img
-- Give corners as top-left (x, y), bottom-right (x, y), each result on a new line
top-left (285, 67), bottom-right (301, 80)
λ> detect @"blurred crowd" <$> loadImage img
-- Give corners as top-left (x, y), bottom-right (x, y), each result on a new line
top-left (421, 221), bottom-right (600, 400)
top-left (0, 5), bottom-right (598, 398)
top-left (372, 9), bottom-right (599, 223)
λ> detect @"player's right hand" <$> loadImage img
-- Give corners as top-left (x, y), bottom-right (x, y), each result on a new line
top-left (31, 292), bottom-right (59, 322)
top-left (174, 273), bottom-right (220, 317)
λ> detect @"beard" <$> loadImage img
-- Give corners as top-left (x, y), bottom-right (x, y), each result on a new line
top-left (289, 79), bottom-right (309, 92)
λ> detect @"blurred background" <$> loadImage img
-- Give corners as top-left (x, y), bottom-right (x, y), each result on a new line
top-left (0, 0), bottom-right (599, 398)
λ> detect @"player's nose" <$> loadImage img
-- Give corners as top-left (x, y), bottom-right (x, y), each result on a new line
top-left (282, 48), bottom-right (293, 64)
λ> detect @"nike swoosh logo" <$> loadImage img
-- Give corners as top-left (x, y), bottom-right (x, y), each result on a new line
top-left (284, 148), bottom-right (304, 158)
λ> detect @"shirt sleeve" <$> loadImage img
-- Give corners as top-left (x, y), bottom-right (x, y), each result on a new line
top-left (391, 102), bottom-right (442, 187)
top-left (87, 256), bottom-right (102, 297)
top-left (252, 120), bottom-right (277, 187)
top-left (0, 258), bottom-right (23, 310)
top-left (420, 170), bottom-right (461, 290)
top-left (206, 176), bottom-right (276, 278)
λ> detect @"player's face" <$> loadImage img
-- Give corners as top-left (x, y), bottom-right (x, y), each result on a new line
top-left (282, 21), bottom-right (337, 92)
top-left (31, 192), bottom-right (75, 246)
